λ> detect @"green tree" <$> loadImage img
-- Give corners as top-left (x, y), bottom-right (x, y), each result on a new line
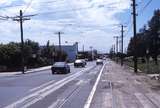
top-left (148, 9), bottom-right (160, 64)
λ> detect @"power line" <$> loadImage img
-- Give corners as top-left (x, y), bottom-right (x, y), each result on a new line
top-left (124, 23), bottom-right (132, 36)
top-left (34, 0), bottom-right (65, 4)
top-left (138, 0), bottom-right (153, 15)
top-left (0, 4), bottom-right (24, 9)
top-left (35, 6), bottom-right (92, 16)
top-left (9, 10), bottom-right (36, 74)
top-left (23, 0), bottom-right (34, 14)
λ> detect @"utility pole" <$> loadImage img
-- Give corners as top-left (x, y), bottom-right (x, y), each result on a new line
top-left (55, 31), bottom-right (64, 61)
top-left (82, 45), bottom-right (84, 52)
top-left (120, 24), bottom-right (126, 66)
top-left (114, 36), bottom-right (120, 54)
top-left (113, 44), bottom-right (115, 54)
top-left (90, 46), bottom-right (93, 60)
top-left (12, 10), bottom-right (33, 74)
top-left (75, 42), bottom-right (79, 53)
top-left (131, 0), bottom-right (138, 73)
top-left (114, 36), bottom-right (120, 63)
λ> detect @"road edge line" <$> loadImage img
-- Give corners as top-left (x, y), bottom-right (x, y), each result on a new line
top-left (84, 63), bottom-right (106, 108)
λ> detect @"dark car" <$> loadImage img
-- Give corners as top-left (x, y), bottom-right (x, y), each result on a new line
top-left (96, 59), bottom-right (103, 65)
top-left (51, 62), bottom-right (70, 74)
top-left (74, 59), bottom-right (86, 67)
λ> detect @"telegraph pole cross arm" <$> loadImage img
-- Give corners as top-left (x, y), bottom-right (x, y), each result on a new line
top-left (11, 10), bottom-right (36, 74)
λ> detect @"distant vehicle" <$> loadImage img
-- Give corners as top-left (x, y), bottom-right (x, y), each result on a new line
top-left (103, 57), bottom-right (106, 60)
top-left (74, 59), bottom-right (86, 67)
top-left (96, 59), bottom-right (103, 65)
top-left (51, 62), bottom-right (70, 74)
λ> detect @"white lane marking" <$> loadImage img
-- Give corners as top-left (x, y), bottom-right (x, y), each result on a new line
top-left (76, 80), bottom-right (84, 86)
top-left (84, 64), bottom-right (106, 108)
top-left (5, 66), bottom-right (93, 108)
top-left (29, 80), bottom-right (55, 92)
top-left (48, 99), bottom-right (61, 108)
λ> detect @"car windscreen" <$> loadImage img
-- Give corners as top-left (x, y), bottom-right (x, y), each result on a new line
top-left (97, 59), bottom-right (102, 62)
top-left (53, 62), bottom-right (66, 67)
top-left (75, 60), bottom-right (82, 63)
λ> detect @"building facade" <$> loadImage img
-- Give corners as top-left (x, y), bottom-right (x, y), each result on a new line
top-left (55, 43), bottom-right (78, 62)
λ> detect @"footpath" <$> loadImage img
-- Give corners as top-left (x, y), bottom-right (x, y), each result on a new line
top-left (0, 66), bottom-right (51, 77)
top-left (90, 60), bottom-right (160, 108)
top-left (0, 63), bottom-right (74, 77)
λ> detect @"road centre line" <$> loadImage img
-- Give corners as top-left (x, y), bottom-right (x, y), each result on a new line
top-left (5, 66), bottom-right (94, 108)
top-left (84, 63), bottom-right (106, 108)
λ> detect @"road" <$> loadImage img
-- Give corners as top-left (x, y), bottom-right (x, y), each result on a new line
top-left (0, 61), bottom-right (105, 108)
top-left (1, 59), bottom-right (160, 108)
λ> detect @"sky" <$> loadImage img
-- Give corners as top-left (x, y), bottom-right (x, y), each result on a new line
top-left (0, 0), bottom-right (159, 53)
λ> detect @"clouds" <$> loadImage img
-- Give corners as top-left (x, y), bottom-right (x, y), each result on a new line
top-left (0, 0), bottom-right (131, 52)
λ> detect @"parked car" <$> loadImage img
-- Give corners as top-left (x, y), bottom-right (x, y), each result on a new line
top-left (51, 62), bottom-right (70, 74)
top-left (96, 59), bottom-right (103, 65)
top-left (74, 59), bottom-right (86, 67)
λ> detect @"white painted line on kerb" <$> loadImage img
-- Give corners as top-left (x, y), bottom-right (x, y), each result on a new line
top-left (5, 66), bottom-right (94, 108)
top-left (84, 64), bottom-right (106, 108)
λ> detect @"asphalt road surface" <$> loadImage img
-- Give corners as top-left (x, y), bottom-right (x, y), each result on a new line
top-left (0, 61), bottom-right (105, 108)
top-left (1, 59), bottom-right (160, 108)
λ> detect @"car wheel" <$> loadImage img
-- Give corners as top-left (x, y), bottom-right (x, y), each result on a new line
top-left (52, 71), bottom-right (54, 74)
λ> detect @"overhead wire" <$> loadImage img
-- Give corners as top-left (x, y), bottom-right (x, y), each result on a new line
top-left (0, 4), bottom-right (24, 9)
top-left (138, 0), bottom-right (153, 16)
top-left (23, 0), bottom-right (34, 14)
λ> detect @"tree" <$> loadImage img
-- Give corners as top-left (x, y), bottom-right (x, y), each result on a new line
top-left (148, 9), bottom-right (160, 64)
top-left (0, 43), bottom-right (21, 70)
top-left (127, 9), bottom-right (160, 65)
top-left (41, 40), bottom-right (55, 64)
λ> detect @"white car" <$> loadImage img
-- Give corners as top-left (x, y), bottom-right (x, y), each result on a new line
top-left (74, 59), bottom-right (86, 67)
top-left (96, 59), bottom-right (103, 65)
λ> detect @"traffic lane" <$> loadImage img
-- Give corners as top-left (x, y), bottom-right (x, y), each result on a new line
top-left (59, 65), bottom-right (102, 108)
top-left (26, 65), bottom-right (102, 108)
top-left (89, 64), bottom-right (112, 108)
top-left (0, 61), bottom-right (96, 86)
top-left (0, 61), bottom-right (96, 107)
top-left (3, 65), bottom-right (96, 108)
top-left (0, 60), bottom-right (95, 81)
